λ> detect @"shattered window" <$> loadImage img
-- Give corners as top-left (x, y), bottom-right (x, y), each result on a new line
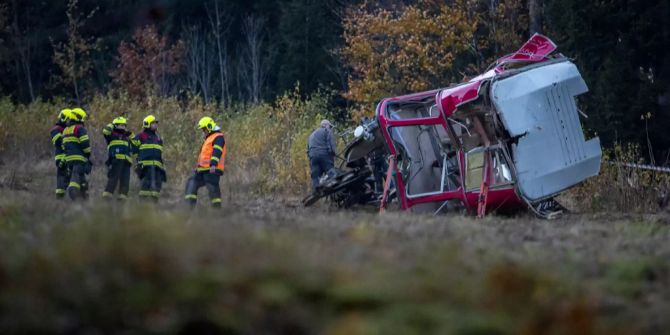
top-left (385, 99), bottom-right (435, 120)
top-left (390, 125), bottom-right (460, 197)
top-left (465, 147), bottom-right (514, 191)
top-left (466, 150), bottom-right (484, 190)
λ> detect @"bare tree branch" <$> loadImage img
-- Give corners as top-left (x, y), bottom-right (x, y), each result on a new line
top-left (206, 0), bottom-right (232, 107)
top-left (240, 15), bottom-right (269, 104)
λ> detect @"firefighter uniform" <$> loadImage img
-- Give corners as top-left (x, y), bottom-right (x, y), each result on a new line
top-left (102, 117), bottom-right (134, 200)
top-left (50, 109), bottom-right (71, 198)
top-left (133, 115), bottom-right (166, 201)
top-left (63, 108), bottom-right (92, 200)
top-left (185, 117), bottom-right (227, 208)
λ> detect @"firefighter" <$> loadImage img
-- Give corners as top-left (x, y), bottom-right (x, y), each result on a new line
top-left (307, 120), bottom-right (337, 191)
top-left (184, 117), bottom-right (226, 208)
top-left (63, 107), bottom-right (92, 200)
top-left (50, 109), bottom-right (71, 198)
top-left (102, 117), bottom-right (134, 200)
top-left (133, 115), bottom-right (166, 202)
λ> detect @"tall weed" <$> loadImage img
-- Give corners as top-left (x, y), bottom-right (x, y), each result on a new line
top-left (568, 143), bottom-right (670, 213)
top-left (0, 88), bottom-right (334, 196)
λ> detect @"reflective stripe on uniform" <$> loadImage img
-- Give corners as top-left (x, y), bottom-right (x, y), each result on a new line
top-left (213, 144), bottom-right (223, 151)
top-left (51, 133), bottom-right (62, 144)
top-left (108, 140), bottom-right (129, 148)
top-left (140, 160), bottom-right (163, 168)
top-left (139, 190), bottom-right (152, 196)
top-left (68, 181), bottom-right (81, 189)
top-left (66, 155), bottom-right (87, 162)
top-left (63, 137), bottom-right (80, 143)
top-left (185, 194), bottom-right (197, 200)
top-left (55, 154), bottom-right (66, 161)
top-left (102, 191), bottom-right (113, 198)
top-left (211, 198), bottom-right (222, 204)
top-left (196, 167), bottom-right (222, 172)
top-left (151, 191), bottom-right (160, 197)
top-left (139, 144), bottom-right (163, 151)
top-left (113, 154), bottom-right (133, 163)
top-left (56, 189), bottom-right (66, 194)
top-left (79, 135), bottom-right (89, 141)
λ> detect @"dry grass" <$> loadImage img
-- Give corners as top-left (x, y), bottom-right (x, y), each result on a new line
top-left (2, 94), bottom-right (670, 334)
top-left (567, 143), bottom-right (670, 213)
top-left (0, 88), bottom-right (333, 196)
top-left (0, 190), bottom-right (669, 334)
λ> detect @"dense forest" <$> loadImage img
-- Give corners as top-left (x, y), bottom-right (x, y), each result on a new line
top-left (1, 0), bottom-right (670, 157)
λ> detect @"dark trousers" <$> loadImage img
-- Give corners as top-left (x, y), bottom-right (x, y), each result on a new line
top-left (55, 162), bottom-right (70, 198)
top-left (139, 166), bottom-right (163, 201)
top-left (67, 163), bottom-right (88, 200)
top-left (185, 172), bottom-right (222, 208)
top-left (309, 154), bottom-right (334, 191)
top-left (104, 160), bottom-right (130, 200)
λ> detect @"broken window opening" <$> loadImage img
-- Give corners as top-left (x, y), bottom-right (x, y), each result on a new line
top-left (465, 146), bottom-right (514, 191)
top-left (390, 125), bottom-right (460, 198)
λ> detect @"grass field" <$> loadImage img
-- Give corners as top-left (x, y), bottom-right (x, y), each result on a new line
top-left (1, 160), bottom-right (669, 334)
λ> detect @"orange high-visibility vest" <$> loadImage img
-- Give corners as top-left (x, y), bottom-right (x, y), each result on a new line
top-left (197, 132), bottom-right (227, 171)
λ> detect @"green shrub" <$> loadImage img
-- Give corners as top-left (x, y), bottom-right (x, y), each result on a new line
top-left (567, 143), bottom-right (670, 213)
top-left (0, 88), bottom-right (334, 195)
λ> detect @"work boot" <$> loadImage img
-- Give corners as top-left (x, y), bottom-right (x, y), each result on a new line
top-left (211, 198), bottom-right (222, 209)
top-left (68, 187), bottom-right (80, 201)
top-left (56, 189), bottom-right (66, 199)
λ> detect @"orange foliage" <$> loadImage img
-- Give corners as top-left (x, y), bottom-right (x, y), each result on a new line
top-left (112, 25), bottom-right (185, 99)
top-left (341, 0), bottom-right (477, 109)
top-left (340, 0), bottom-right (528, 118)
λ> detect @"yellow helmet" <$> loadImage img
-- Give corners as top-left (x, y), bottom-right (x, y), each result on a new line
top-left (71, 108), bottom-right (87, 122)
top-left (58, 109), bottom-right (72, 123)
top-left (197, 116), bottom-right (216, 131)
top-left (143, 115), bottom-right (158, 128)
top-left (112, 116), bottom-right (128, 126)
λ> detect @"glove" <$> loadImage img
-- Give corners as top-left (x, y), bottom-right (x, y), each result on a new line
top-left (56, 159), bottom-right (65, 169)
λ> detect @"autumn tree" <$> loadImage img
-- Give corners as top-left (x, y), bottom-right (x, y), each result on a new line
top-left (51, 0), bottom-right (99, 103)
top-left (340, 0), bottom-right (477, 112)
top-left (468, 0), bottom-right (529, 68)
top-left (112, 25), bottom-right (185, 99)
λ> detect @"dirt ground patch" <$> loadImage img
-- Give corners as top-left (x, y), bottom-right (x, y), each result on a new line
top-left (1, 162), bottom-right (669, 334)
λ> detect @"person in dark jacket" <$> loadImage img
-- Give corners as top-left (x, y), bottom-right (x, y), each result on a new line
top-left (307, 120), bottom-right (337, 191)
top-left (63, 108), bottom-right (92, 200)
top-left (50, 109), bottom-right (71, 198)
top-left (184, 117), bottom-right (227, 208)
top-left (102, 116), bottom-right (134, 201)
top-left (133, 115), bottom-right (166, 202)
